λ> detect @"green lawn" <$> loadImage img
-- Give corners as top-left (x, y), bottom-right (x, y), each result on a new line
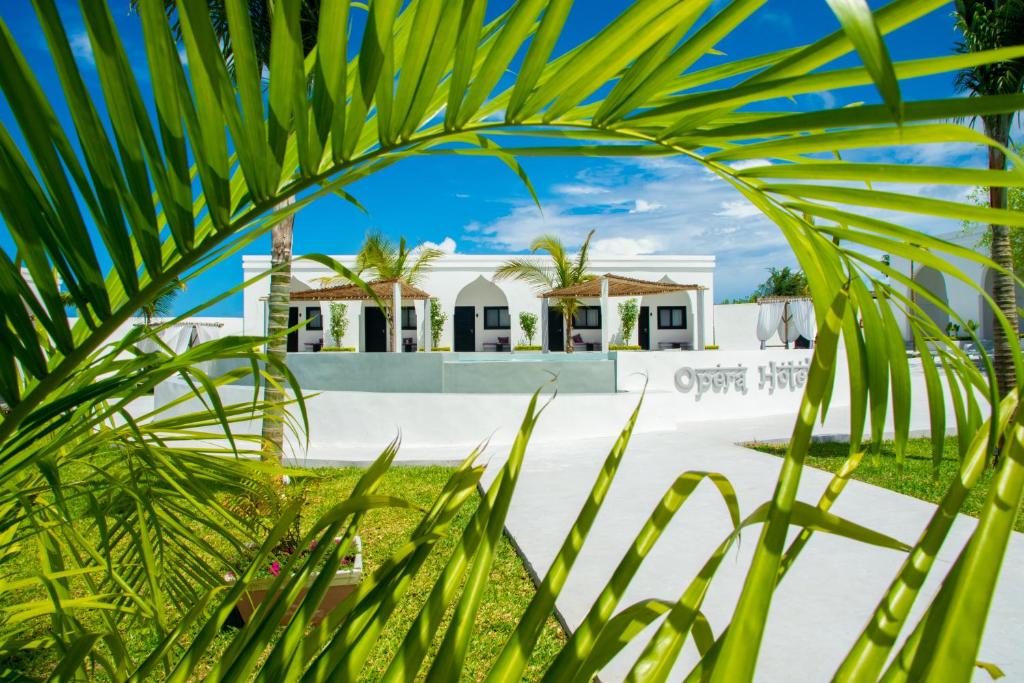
top-left (748, 438), bottom-right (1024, 532)
top-left (1, 466), bottom-right (564, 681)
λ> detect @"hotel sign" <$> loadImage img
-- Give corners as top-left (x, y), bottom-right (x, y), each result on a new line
top-left (674, 359), bottom-right (810, 401)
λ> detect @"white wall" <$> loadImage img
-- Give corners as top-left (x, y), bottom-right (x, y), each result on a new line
top-left (886, 230), bottom-right (997, 342)
top-left (242, 254), bottom-right (716, 352)
top-left (154, 348), bottom-right (851, 451)
top-left (713, 303), bottom-right (761, 350)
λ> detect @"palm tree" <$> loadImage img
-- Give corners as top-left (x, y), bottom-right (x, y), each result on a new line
top-left (495, 230), bottom-right (596, 353)
top-left (137, 278), bottom-right (184, 326)
top-left (134, 0), bottom-right (323, 463)
top-left (753, 267), bottom-right (810, 299)
top-left (352, 231), bottom-right (444, 351)
top-left (955, 0), bottom-right (1024, 397)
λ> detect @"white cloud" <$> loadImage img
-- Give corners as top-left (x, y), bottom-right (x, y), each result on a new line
top-left (419, 236), bottom-right (458, 254)
top-left (590, 237), bottom-right (663, 257)
top-left (178, 47), bottom-right (189, 66)
top-left (69, 32), bottom-right (93, 65)
top-left (715, 199), bottom-right (761, 219)
top-left (729, 159), bottom-right (772, 171)
top-left (455, 193), bottom-right (470, 199)
top-left (630, 199), bottom-right (663, 214)
top-left (553, 184), bottom-right (608, 196)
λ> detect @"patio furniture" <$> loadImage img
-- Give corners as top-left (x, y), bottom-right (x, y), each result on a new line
top-left (403, 337), bottom-right (417, 352)
top-left (483, 337), bottom-right (511, 352)
top-left (658, 341), bottom-right (692, 350)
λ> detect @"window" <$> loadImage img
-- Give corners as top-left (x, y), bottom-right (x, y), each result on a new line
top-left (305, 306), bottom-right (322, 330)
top-left (483, 306), bottom-right (510, 329)
top-left (401, 306), bottom-right (417, 330)
top-left (657, 306), bottom-right (686, 329)
top-left (573, 306), bottom-right (601, 329)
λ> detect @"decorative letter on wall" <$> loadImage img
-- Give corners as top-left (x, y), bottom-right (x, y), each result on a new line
top-left (674, 365), bottom-right (749, 401)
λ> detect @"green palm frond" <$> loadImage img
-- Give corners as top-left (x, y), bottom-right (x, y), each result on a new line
top-left (3, 0), bottom-right (1024, 680)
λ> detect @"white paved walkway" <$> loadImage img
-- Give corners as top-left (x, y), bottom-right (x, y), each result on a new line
top-left (226, 362), bottom-right (1024, 680)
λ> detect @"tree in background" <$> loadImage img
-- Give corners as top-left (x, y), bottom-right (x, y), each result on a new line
top-left (328, 302), bottom-right (348, 347)
top-left (430, 298), bottom-right (446, 350)
top-left (519, 311), bottom-right (538, 346)
top-left (964, 183), bottom-right (1024, 275)
top-left (955, 0), bottom-right (1024, 396)
top-left (354, 231), bottom-right (444, 352)
top-left (618, 298), bottom-right (639, 345)
top-left (753, 267), bottom-right (810, 299)
top-left (137, 278), bottom-right (184, 326)
top-left (495, 231), bottom-right (596, 353)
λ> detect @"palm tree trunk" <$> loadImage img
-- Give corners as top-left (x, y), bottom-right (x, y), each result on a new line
top-left (988, 114), bottom-right (1017, 398)
top-left (261, 197), bottom-right (296, 463)
top-left (564, 311), bottom-right (574, 353)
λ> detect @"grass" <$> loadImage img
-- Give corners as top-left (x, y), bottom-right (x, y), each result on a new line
top-left (749, 437), bottom-right (1024, 532)
top-left (1, 466), bottom-right (564, 681)
top-left (299, 466), bottom-right (565, 681)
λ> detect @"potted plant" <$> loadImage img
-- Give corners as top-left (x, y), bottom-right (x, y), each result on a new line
top-left (225, 478), bottom-right (363, 627)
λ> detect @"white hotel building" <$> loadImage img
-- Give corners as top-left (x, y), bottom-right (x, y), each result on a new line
top-left (242, 254), bottom-right (715, 353)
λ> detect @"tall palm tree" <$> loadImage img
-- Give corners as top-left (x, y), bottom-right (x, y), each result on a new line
top-left (134, 0), bottom-right (325, 463)
top-left (495, 230), bottom-right (596, 353)
top-left (955, 0), bottom-right (1024, 397)
top-left (351, 231), bottom-right (444, 351)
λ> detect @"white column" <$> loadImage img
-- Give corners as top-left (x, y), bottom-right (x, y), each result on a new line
top-left (422, 298), bottom-right (430, 351)
top-left (696, 288), bottom-right (707, 350)
top-left (541, 297), bottom-right (550, 353)
top-left (392, 281), bottom-right (402, 353)
top-left (600, 277), bottom-right (611, 352)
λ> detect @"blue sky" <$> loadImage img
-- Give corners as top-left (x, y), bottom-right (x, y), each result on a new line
top-left (0, 1), bottom-right (980, 314)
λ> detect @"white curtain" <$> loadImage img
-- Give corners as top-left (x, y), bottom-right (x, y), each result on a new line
top-left (790, 299), bottom-right (816, 343)
top-left (169, 325), bottom-right (195, 354)
top-left (756, 301), bottom-right (785, 348)
top-left (777, 308), bottom-right (801, 344)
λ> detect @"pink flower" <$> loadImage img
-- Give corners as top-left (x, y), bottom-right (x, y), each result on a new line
top-left (269, 561), bottom-right (281, 577)
top-left (334, 537), bottom-right (343, 544)
top-left (224, 571), bottom-right (236, 583)
top-left (309, 540), bottom-right (318, 550)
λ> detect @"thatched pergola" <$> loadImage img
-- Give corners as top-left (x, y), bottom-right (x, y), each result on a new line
top-left (539, 274), bottom-right (708, 351)
top-left (540, 273), bottom-right (704, 299)
top-left (290, 278), bottom-right (431, 302)
top-left (290, 278), bottom-right (431, 352)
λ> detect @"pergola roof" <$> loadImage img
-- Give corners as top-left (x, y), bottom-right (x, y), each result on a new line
top-left (290, 278), bottom-right (431, 302)
top-left (755, 295), bottom-right (812, 304)
top-left (540, 273), bottom-right (705, 299)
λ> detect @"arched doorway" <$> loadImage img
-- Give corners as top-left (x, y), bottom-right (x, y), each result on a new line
top-left (454, 276), bottom-right (510, 352)
top-left (911, 266), bottom-right (949, 334)
top-left (981, 268), bottom-right (1024, 340)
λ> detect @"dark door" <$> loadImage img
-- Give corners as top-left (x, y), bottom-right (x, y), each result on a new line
top-left (454, 306), bottom-right (475, 352)
top-left (364, 306), bottom-right (388, 352)
top-left (547, 311), bottom-right (564, 352)
top-left (287, 306), bottom-right (300, 352)
top-left (638, 306), bottom-right (650, 350)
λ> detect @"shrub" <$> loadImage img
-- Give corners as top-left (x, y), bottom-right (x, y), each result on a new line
top-left (321, 346), bottom-right (356, 352)
top-left (519, 312), bottom-right (538, 346)
top-left (618, 299), bottom-right (639, 344)
top-left (329, 302), bottom-right (348, 346)
top-left (515, 344), bottom-right (542, 351)
top-left (430, 299), bottom-right (447, 349)
top-left (608, 344), bottom-right (642, 351)
top-left (430, 346), bottom-right (451, 352)
top-left (705, 344), bottom-right (720, 350)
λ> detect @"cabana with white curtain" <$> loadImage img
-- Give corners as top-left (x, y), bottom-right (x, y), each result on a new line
top-left (755, 296), bottom-right (815, 349)
top-left (133, 320), bottom-right (224, 354)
